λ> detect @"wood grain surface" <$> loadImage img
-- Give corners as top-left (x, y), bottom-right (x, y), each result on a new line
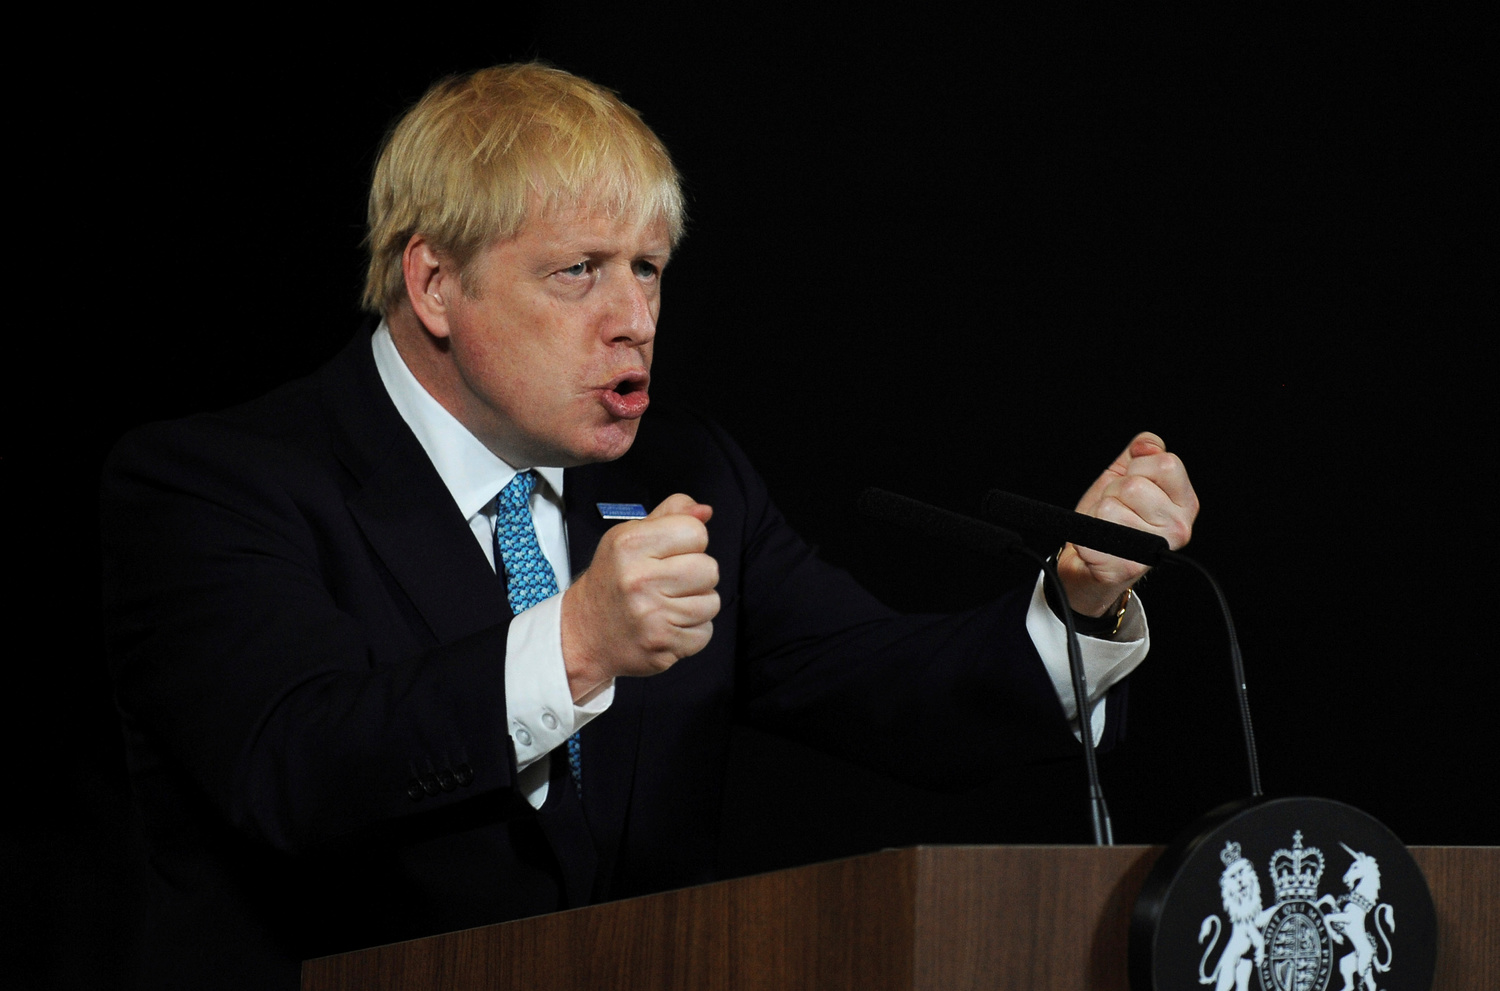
top-left (304, 845), bottom-right (1495, 990)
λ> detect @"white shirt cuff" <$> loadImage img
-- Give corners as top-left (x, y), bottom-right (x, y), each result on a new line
top-left (504, 593), bottom-right (615, 807)
top-left (1024, 573), bottom-right (1149, 744)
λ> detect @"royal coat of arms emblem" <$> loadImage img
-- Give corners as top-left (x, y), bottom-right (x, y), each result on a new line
top-left (1197, 831), bottom-right (1396, 991)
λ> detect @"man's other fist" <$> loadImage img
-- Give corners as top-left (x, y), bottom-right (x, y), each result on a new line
top-left (1059, 432), bottom-right (1199, 617)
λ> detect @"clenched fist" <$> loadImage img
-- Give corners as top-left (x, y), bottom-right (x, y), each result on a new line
top-left (561, 493), bottom-right (721, 700)
top-left (1058, 432), bottom-right (1199, 617)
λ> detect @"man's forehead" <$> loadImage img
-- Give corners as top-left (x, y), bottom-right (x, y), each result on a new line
top-left (512, 199), bottom-right (672, 253)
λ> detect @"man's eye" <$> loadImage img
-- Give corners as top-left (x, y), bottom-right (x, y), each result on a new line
top-left (633, 260), bottom-right (660, 279)
top-left (561, 262), bottom-right (589, 277)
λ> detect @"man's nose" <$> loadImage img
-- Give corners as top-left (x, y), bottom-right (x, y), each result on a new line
top-left (605, 272), bottom-right (656, 347)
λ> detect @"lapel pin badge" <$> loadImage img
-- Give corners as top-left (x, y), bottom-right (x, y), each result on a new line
top-left (597, 502), bottom-right (648, 520)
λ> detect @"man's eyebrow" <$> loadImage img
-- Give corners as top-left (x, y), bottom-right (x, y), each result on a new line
top-left (555, 240), bottom-right (670, 257)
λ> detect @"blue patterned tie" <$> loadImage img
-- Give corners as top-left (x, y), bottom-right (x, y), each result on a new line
top-left (495, 470), bottom-right (582, 796)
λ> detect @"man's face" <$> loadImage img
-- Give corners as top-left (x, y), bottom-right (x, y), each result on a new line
top-left (438, 207), bottom-right (670, 467)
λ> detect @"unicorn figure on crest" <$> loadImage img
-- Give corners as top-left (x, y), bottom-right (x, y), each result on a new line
top-left (1316, 843), bottom-right (1395, 991)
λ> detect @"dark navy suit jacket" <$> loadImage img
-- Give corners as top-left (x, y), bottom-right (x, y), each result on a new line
top-left (102, 329), bottom-right (1121, 989)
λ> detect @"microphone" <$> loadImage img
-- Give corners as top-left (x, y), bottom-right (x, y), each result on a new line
top-left (982, 489), bottom-right (1170, 565)
top-left (857, 488), bottom-right (1024, 558)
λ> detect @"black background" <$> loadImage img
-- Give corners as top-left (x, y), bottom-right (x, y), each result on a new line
top-left (11, 9), bottom-right (1492, 986)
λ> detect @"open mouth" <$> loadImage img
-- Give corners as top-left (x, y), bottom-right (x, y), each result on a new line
top-left (600, 372), bottom-right (650, 419)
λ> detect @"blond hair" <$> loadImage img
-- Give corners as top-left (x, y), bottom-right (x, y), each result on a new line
top-left (363, 63), bottom-right (685, 314)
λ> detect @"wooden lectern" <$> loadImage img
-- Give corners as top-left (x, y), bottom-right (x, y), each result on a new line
top-left (303, 845), bottom-right (1495, 990)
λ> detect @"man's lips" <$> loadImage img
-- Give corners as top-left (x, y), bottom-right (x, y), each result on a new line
top-left (599, 371), bottom-right (650, 419)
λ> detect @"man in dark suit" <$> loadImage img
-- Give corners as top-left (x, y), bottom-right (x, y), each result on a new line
top-left (103, 64), bottom-right (1197, 988)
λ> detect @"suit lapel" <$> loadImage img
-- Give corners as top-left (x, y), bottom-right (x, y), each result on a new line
top-left (346, 455), bottom-right (509, 643)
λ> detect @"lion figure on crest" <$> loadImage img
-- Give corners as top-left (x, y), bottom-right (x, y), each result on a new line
top-left (1199, 842), bottom-right (1277, 991)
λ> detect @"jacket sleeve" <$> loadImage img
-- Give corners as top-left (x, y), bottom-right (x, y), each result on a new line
top-left (690, 416), bottom-right (1123, 790)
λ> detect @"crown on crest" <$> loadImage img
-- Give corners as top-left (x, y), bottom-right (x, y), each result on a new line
top-left (1220, 841), bottom-right (1244, 868)
top-left (1270, 830), bottom-right (1324, 902)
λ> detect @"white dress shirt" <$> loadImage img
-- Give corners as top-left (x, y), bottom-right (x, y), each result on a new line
top-left (372, 322), bottom-right (1148, 808)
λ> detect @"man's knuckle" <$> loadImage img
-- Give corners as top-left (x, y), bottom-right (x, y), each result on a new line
top-left (614, 526), bottom-right (648, 554)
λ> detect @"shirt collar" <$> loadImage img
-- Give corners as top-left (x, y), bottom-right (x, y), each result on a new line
top-left (371, 320), bottom-right (566, 520)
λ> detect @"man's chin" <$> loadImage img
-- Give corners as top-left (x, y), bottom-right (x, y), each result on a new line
top-left (559, 419), bottom-right (641, 466)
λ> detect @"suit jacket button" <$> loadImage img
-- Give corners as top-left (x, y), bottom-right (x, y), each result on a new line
top-left (420, 774), bottom-right (441, 796)
top-left (406, 779), bottom-right (424, 802)
top-left (455, 763), bottom-right (474, 786)
top-left (436, 769), bottom-right (456, 792)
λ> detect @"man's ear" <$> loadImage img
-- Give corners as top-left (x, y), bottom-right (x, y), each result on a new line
top-left (402, 234), bottom-right (458, 339)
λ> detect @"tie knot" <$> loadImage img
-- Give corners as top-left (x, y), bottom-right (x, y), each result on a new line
top-left (498, 470), bottom-right (537, 513)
